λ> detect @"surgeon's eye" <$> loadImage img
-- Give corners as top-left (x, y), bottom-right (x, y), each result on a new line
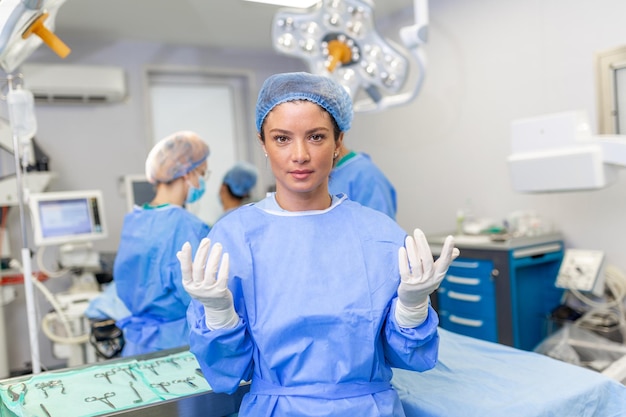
top-left (309, 133), bottom-right (325, 142)
top-left (273, 135), bottom-right (289, 144)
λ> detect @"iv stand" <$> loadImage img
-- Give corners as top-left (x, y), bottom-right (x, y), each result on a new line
top-left (7, 74), bottom-right (41, 374)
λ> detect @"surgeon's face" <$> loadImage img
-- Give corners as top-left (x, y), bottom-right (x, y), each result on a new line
top-left (261, 100), bottom-right (341, 210)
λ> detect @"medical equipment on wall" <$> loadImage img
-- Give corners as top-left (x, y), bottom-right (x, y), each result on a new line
top-left (271, 0), bottom-right (428, 112)
top-left (507, 110), bottom-right (626, 192)
top-left (26, 190), bottom-right (107, 367)
top-left (556, 249), bottom-right (607, 297)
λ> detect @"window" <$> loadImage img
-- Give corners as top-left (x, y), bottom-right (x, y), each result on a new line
top-left (145, 67), bottom-right (254, 224)
top-left (595, 45), bottom-right (626, 134)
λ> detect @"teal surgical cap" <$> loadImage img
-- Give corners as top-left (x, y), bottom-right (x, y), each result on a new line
top-left (223, 161), bottom-right (258, 198)
top-left (145, 131), bottom-right (210, 184)
top-left (255, 72), bottom-right (353, 133)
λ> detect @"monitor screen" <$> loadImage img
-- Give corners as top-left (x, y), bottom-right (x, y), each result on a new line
top-left (29, 190), bottom-right (107, 246)
top-left (123, 174), bottom-right (156, 212)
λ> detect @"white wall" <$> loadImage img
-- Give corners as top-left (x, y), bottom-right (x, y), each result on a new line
top-left (348, 0), bottom-right (626, 272)
top-left (4, 0), bottom-right (626, 372)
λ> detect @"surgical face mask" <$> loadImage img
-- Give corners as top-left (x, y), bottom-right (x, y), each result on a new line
top-left (186, 177), bottom-right (206, 204)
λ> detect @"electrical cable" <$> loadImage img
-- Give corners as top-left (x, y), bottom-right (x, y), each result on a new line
top-left (31, 277), bottom-right (89, 345)
top-left (570, 265), bottom-right (626, 342)
top-left (35, 245), bottom-right (71, 278)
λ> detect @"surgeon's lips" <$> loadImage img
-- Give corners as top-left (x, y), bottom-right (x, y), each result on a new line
top-left (289, 169), bottom-right (314, 180)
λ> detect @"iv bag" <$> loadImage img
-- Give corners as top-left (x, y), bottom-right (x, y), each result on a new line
top-left (7, 87), bottom-right (37, 143)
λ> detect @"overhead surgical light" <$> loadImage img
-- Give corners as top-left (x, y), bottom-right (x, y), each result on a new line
top-left (0, 0), bottom-right (70, 74)
top-left (271, 0), bottom-right (428, 112)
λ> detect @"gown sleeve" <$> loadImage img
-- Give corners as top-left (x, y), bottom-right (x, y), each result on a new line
top-left (383, 298), bottom-right (440, 371)
top-left (187, 215), bottom-right (254, 394)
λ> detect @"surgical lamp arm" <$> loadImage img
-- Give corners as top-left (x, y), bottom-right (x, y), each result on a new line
top-left (353, 0), bottom-right (429, 113)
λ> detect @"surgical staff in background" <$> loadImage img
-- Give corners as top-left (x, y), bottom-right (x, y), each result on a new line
top-left (115, 131), bottom-right (211, 357)
top-left (177, 72), bottom-right (459, 417)
top-left (330, 141), bottom-right (397, 219)
top-left (218, 161), bottom-right (258, 216)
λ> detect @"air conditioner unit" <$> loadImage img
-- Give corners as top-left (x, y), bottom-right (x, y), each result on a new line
top-left (20, 63), bottom-right (127, 104)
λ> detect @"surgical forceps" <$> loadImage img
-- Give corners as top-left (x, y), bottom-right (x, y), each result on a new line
top-left (157, 357), bottom-right (181, 369)
top-left (8, 382), bottom-right (27, 403)
top-left (150, 381), bottom-right (170, 393)
top-left (129, 381), bottom-right (142, 403)
top-left (84, 392), bottom-right (116, 409)
top-left (94, 370), bottom-right (116, 384)
top-left (140, 363), bottom-right (159, 376)
top-left (113, 365), bottom-right (137, 381)
top-left (35, 380), bottom-right (65, 398)
top-left (173, 377), bottom-right (198, 388)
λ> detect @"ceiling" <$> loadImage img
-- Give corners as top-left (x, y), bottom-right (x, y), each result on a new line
top-left (53, 0), bottom-right (412, 51)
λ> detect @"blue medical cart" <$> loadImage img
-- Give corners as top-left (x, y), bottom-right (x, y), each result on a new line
top-left (429, 233), bottom-right (564, 351)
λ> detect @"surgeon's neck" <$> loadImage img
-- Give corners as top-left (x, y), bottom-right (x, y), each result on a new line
top-left (275, 186), bottom-right (332, 212)
top-left (151, 178), bottom-right (186, 207)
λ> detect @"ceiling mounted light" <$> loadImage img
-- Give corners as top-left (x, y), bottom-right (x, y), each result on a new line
top-left (271, 0), bottom-right (429, 113)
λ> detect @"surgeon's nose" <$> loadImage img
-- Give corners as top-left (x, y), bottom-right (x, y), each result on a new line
top-left (292, 140), bottom-right (310, 163)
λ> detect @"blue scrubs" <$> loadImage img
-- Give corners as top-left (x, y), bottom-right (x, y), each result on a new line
top-left (115, 204), bottom-right (210, 357)
top-left (329, 152), bottom-right (397, 219)
top-left (188, 194), bottom-right (440, 417)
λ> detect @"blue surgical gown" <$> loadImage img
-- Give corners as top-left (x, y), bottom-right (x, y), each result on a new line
top-left (188, 194), bottom-right (440, 417)
top-left (329, 152), bottom-right (397, 219)
top-left (115, 204), bottom-right (210, 356)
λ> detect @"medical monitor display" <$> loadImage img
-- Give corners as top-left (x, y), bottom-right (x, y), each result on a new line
top-left (29, 190), bottom-right (107, 246)
top-left (123, 174), bottom-right (155, 212)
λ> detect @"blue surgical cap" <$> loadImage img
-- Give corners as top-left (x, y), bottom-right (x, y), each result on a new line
top-left (145, 131), bottom-right (210, 184)
top-left (255, 72), bottom-right (353, 133)
top-left (223, 161), bottom-right (258, 197)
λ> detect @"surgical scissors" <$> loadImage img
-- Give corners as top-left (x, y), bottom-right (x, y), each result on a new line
top-left (84, 392), bottom-right (116, 409)
top-left (94, 370), bottom-right (116, 384)
top-left (7, 382), bottom-right (27, 403)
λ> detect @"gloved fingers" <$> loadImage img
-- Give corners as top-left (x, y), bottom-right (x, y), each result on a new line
top-left (192, 238), bottom-right (211, 284)
top-left (404, 234), bottom-right (422, 282)
top-left (434, 235), bottom-right (459, 277)
top-left (204, 242), bottom-right (223, 285)
top-left (177, 242), bottom-right (193, 284)
top-left (413, 229), bottom-right (434, 278)
top-left (216, 253), bottom-right (230, 291)
top-left (398, 246), bottom-right (410, 278)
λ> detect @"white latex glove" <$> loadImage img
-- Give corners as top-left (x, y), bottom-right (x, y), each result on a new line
top-left (395, 229), bottom-right (460, 328)
top-left (177, 238), bottom-right (239, 330)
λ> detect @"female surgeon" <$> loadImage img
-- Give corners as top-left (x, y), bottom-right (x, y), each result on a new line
top-left (115, 130), bottom-right (211, 357)
top-left (177, 73), bottom-right (459, 416)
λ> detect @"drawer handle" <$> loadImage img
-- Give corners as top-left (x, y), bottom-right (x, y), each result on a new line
top-left (449, 315), bottom-right (483, 327)
top-left (446, 275), bottom-right (480, 286)
top-left (451, 260), bottom-right (481, 269)
top-left (448, 291), bottom-right (481, 302)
